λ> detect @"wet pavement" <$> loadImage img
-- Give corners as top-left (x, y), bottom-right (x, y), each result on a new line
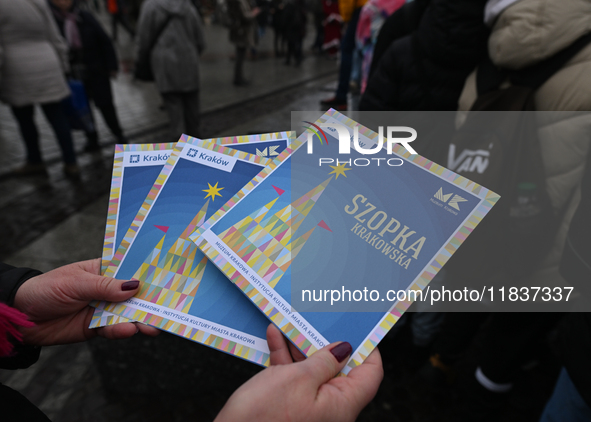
top-left (0, 7), bottom-right (337, 261)
top-left (0, 8), bottom-right (561, 422)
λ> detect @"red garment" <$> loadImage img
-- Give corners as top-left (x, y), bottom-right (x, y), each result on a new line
top-left (322, 0), bottom-right (342, 55)
top-left (107, 0), bottom-right (118, 14)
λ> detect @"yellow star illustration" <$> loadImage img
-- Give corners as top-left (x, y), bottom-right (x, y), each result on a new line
top-left (328, 162), bottom-right (352, 179)
top-left (203, 182), bottom-right (224, 201)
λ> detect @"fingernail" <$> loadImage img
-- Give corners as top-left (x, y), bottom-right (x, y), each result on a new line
top-left (121, 279), bottom-right (140, 291)
top-left (330, 342), bottom-right (352, 363)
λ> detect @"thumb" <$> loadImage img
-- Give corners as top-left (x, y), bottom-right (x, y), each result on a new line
top-left (70, 273), bottom-right (141, 303)
top-left (300, 341), bottom-right (353, 386)
top-left (65, 259), bottom-right (141, 303)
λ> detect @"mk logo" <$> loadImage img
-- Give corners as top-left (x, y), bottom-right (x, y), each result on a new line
top-left (187, 148), bottom-right (198, 158)
top-left (256, 146), bottom-right (279, 157)
top-left (130, 154), bottom-right (140, 163)
top-left (434, 188), bottom-right (467, 211)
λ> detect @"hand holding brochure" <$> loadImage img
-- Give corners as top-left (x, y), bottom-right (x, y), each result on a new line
top-left (92, 136), bottom-right (293, 327)
top-left (92, 133), bottom-right (295, 365)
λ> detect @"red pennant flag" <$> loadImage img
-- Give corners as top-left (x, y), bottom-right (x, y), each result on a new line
top-left (154, 225), bottom-right (169, 233)
top-left (273, 185), bottom-right (285, 196)
top-left (318, 220), bottom-right (332, 232)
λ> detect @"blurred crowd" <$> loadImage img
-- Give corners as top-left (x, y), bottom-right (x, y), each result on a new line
top-left (0, 0), bottom-right (590, 421)
top-left (342, 1), bottom-right (589, 421)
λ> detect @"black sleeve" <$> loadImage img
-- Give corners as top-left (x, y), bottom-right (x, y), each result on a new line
top-left (368, 0), bottom-right (428, 79)
top-left (560, 149), bottom-right (591, 297)
top-left (0, 263), bottom-right (42, 370)
top-left (0, 263), bottom-right (42, 307)
top-left (558, 147), bottom-right (591, 408)
top-left (0, 384), bottom-right (51, 421)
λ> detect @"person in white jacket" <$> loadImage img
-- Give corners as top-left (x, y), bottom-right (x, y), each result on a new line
top-left (417, 0), bottom-right (591, 419)
top-left (0, 0), bottom-right (79, 178)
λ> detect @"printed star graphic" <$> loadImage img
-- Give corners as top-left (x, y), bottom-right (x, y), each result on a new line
top-left (203, 182), bottom-right (224, 201)
top-left (328, 162), bottom-right (352, 179)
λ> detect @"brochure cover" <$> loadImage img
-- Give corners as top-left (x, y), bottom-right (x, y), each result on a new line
top-left (101, 142), bottom-right (175, 273)
top-left (190, 110), bottom-right (500, 374)
top-left (93, 134), bottom-right (292, 327)
top-left (92, 134), bottom-right (296, 365)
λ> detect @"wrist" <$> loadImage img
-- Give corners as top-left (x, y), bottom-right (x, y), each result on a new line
top-left (0, 264), bottom-right (42, 308)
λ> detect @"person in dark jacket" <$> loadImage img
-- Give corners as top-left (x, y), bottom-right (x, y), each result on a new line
top-left (366, 0), bottom-right (427, 81)
top-left (282, 0), bottom-right (307, 66)
top-left (227, 0), bottom-right (260, 86)
top-left (269, 0), bottom-right (287, 57)
top-left (50, 0), bottom-right (127, 151)
top-left (359, 0), bottom-right (489, 111)
top-left (0, 259), bottom-right (158, 420)
top-left (107, 0), bottom-right (136, 41)
top-left (540, 149), bottom-right (591, 421)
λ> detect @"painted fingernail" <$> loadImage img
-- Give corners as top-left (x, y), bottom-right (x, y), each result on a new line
top-left (121, 279), bottom-right (140, 291)
top-left (330, 342), bottom-right (352, 363)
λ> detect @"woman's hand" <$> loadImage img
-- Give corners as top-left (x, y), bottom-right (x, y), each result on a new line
top-left (215, 324), bottom-right (383, 422)
top-left (14, 258), bottom-right (159, 346)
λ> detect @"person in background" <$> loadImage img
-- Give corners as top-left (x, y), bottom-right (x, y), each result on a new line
top-left (107, 0), bottom-right (136, 41)
top-left (321, 0), bottom-right (341, 58)
top-left (283, 0), bottom-right (307, 67)
top-left (409, 1), bottom-right (591, 420)
top-left (360, 0), bottom-right (488, 111)
top-left (354, 0), bottom-right (404, 94)
top-left (0, 0), bottom-right (80, 179)
top-left (255, 0), bottom-right (270, 45)
top-left (450, 1), bottom-right (591, 418)
top-left (540, 150), bottom-right (591, 422)
top-left (309, 0), bottom-right (324, 54)
top-left (270, 0), bottom-right (286, 57)
top-left (136, 0), bottom-right (205, 139)
top-left (49, 0), bottom-right (128, 151)
top-left (0, 258), bottom-right (383, 421)
top-left (319, 0), bottom-right (366, 110)
top-left (227, 0), bottom-right (260, 86)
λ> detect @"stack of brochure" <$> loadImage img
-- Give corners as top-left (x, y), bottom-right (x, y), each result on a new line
top-left (90, 110), bottom-right (499, 374)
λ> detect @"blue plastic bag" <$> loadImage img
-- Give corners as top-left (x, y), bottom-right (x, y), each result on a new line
top-left (63, 79), bottom-right (95, 132)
